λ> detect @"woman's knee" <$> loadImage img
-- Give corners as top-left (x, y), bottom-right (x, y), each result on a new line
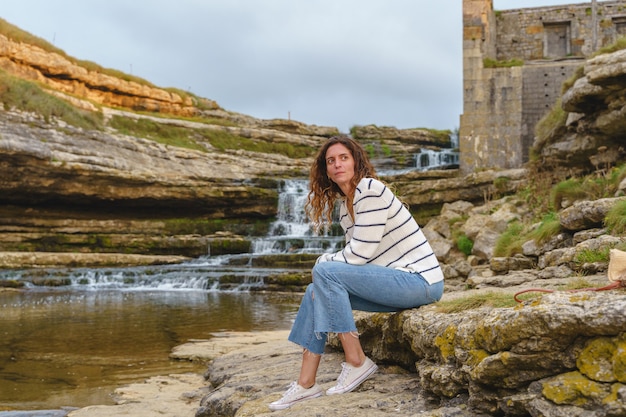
top-left (312, 262), bottom-right (334, 283)
top-left (304, 283), bottom-right (315, 298)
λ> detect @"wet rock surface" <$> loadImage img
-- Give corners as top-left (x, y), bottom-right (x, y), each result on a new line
top-left (56, 282), bottom-right (626, 417)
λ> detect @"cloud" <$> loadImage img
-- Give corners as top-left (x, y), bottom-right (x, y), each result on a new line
top-left (0, 0), bottom-right (583, 133)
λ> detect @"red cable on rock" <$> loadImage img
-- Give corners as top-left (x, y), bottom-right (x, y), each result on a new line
top-left (514, 248), bottom-right (626, 303)
top-left (514, 280), bottom-right (624, 303)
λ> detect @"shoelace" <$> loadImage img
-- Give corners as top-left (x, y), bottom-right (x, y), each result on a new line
top-left (335, 362), bottom-right (352, 387)
top-left (282, 381), bottom-right (299, 397)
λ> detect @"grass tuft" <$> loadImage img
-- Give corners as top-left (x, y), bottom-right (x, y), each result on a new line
top-left (0, 70), bottom-right (103, 130)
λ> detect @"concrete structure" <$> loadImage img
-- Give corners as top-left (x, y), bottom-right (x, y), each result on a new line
top-left (459, 0), bottom-right (626, 173)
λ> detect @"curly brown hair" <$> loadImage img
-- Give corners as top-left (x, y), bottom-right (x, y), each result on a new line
top-left (306, 135), bottom-right (377, 232)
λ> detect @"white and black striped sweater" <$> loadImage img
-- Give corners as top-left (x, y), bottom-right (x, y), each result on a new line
top-left (317, 178), bottom-right (444, 285)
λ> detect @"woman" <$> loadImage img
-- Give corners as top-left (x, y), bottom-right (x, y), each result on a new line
top-left (269, 136), bottom-right (444, 411)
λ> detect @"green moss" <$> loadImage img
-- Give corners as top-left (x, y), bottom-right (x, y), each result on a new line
top-left (30, 277), bottom-right (72, 287)
top-left (0, 279), bottom-right (24, 288)
top-left (604, 383), bottom-right (626, 404)
top-left (264, 272), bottom-right (311, 286)
top-left (164, 218), bottom-right (272, 237)
top-left (87, 234), bottom-right (114, 249)
top-left (250, 253), bottom-right (318, 268)
top-left (208, 239), bottom-right (251, 256)
top-left (483, 58), bottom-right (524, 68)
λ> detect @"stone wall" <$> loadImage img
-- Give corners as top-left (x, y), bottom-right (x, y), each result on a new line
top-left (460, 0), bottom-right (626, 174)
top-left (460, 65), bottom-right (524, 171)
top-left (495, 2), bottom-right (626, 60)
top-left (521, 61), bottom-right (581, 162)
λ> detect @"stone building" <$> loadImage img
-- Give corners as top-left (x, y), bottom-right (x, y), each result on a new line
top-left (459, 0), bottom-right (626, 173)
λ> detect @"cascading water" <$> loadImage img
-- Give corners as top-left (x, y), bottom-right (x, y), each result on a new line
top-left (252, 179), bottom-right (343, 254)
top-left (414, 131), bottom-right (459, 171)
top-left (0, 184), bottom-right (326, 413)
top-left (415, 149), bottom-right (460, 170)
top-left (0, 179), bottom-right (342, 292)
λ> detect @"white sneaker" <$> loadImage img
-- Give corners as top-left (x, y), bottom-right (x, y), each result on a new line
top-left (326, 357), bottom-right (378, 395)
top-left (268, 381), bottom-right (323, 411)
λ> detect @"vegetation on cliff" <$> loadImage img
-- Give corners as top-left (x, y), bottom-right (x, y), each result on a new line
top-left (0, 17), bottom-right (214, 110)
top-left (492, 163), bottom-right (626, 258)
top-left (0, 69), bottom-right (103, 129)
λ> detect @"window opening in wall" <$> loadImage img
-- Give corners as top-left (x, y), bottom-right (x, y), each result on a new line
top-left (543, 22), bottom-right (571, 58)
top-left (613, 17), bottom-right (626, 38)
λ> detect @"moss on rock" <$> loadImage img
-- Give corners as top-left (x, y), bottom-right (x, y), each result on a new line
top-left (542, 371), bottom-right (612, 407)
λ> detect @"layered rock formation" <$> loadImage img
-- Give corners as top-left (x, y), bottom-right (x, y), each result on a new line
top-left (2, 19), bottom-right (626, 417)
top-left (181, 291), bottom-right (625, 417)
top-left (536, 47), bottom-right (626, 173)
top-left (0, 26), bottom-right (463, 260)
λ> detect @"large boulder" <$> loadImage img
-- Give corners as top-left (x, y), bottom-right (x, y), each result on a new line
top-left (537, 48), bottom-right (626, 173)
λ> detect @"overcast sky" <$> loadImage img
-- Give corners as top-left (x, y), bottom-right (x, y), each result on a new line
top-left (1, 1), bottom-right (589, 133)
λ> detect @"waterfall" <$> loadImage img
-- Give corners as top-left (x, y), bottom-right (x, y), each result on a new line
top-left (252, 179), bottom-right (342, 254)
top-left (415, 149), bottom-right (460, 170)
top-left (414, 131), bottom-right (459, 171)
top-left (0, 180), bottom-right (343, 292)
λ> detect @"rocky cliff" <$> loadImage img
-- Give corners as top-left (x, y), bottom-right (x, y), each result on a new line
top-left (2, 18), bottom-right (626, 417)
top-left (181, 290), bottom-right (625, 417)
top-left (535, 47), bottom-right (626, 175)
top-left (0, 25), bottom-right (457, 259)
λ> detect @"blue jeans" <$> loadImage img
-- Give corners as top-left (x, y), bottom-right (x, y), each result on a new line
top-left (288, 262), bottom-right (444, 355)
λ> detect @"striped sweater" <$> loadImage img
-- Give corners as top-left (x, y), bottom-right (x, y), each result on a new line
top-left (317, 178), bottom-right (444, 285)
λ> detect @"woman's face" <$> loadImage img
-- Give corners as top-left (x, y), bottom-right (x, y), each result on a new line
top-left (325, 143), bottom-right (355, 192)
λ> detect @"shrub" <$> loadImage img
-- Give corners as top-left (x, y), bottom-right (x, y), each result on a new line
top-left (534, 99), bottom-right (568, 150)
top-left (456, 234), bottom-right (474, 256)
top-left (551, 178), bottom-right (590, 210)
top-left (529, 212), bottom-right (562, 245)
top-left (494, 221), bottom-right (525, 257)
top-left (605, 199), bottom-right (626, 235)
top-left (551, 173), bottom-right (621, 210)
top-left (575, 247), bottom-right (611, 265)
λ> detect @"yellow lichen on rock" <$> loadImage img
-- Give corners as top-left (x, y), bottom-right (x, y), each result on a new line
top-left (542, 371), bottom-right (612, 407)
top-left (435, 325), bottom-right (458, 362)
top-left (577, 332), bottom-right (626, 385)
top-left (577, 336), bottom-right (620, 383)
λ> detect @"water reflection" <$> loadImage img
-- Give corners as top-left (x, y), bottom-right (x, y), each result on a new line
top-left (0, 289), bottom-right (301, 411)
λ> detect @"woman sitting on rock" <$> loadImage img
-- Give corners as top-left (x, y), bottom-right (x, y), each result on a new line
top-left (269, 135), bottom-right (445, 411)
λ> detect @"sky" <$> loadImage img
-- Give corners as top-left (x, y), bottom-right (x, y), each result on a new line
top-left (1, 1), bottom-right (590, 134)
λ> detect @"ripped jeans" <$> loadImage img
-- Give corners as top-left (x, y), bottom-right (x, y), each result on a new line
top-left (287, 262), bottom-right (444, 355)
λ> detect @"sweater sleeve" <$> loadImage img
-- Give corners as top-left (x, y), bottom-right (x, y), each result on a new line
top-left (317, 179), bottom-right (390, 265)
